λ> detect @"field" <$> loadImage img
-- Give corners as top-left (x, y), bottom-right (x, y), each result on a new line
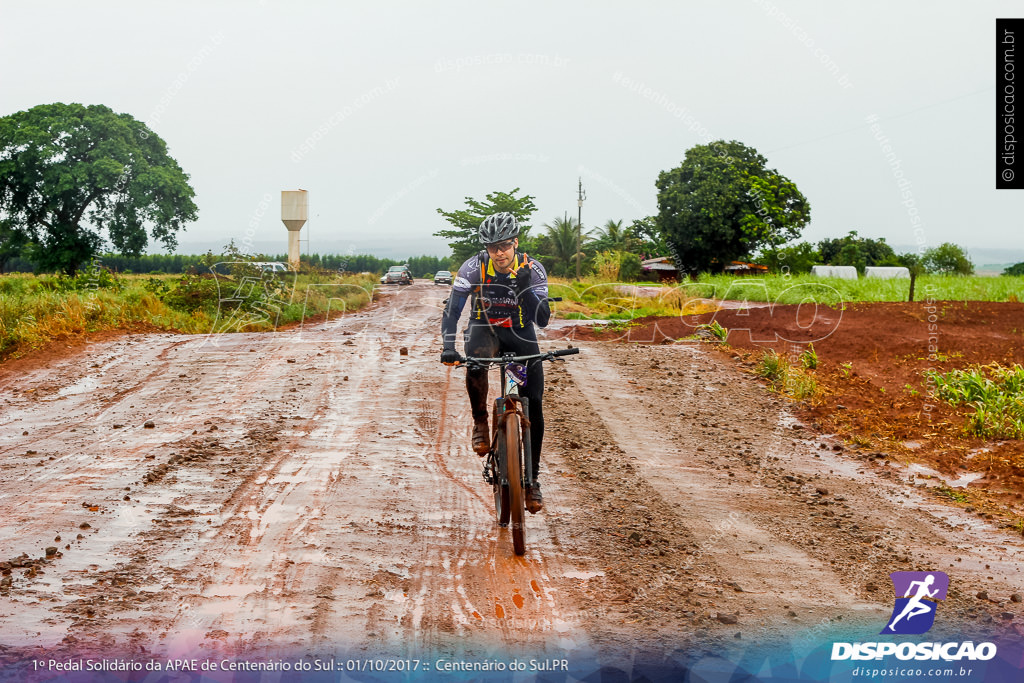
top-left (560, 298), bottom-right (1024, 531)
top-left (548, 274), bottom-right (1024, 322)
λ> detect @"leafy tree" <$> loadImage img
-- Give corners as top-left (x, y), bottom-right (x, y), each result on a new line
top-left (590, 219), bottom-right (640, 254)
top-left (656, 140), bottom-right (810, 274)
top-left (818, 231), bottom-right (898, 267)
top-left (758, 241), bottom-right (820, 274)
top-left (0, 218), bottom-right (30, 274)
top-left (922, 242), bottom-right (974, 275)
top-left (837, 243), bottom-right (867, 274)
top-left (629, 216), bottom-right (670, 259)
top-left (897, 252), bottom-right (926, 276)
top-left (1004, 262), bottom-right (1024, 276)
top-left (0, 103), bottom-right (198, 274)
top-left (434, 188), bottom-right (537, 264)
top-left (619, 251), bottom-right (642, 281)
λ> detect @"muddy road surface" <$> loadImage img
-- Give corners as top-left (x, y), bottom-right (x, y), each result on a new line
top-left (0, 283), bottom-right (1021, 672)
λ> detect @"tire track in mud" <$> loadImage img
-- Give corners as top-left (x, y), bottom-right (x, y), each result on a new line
top-left (562, 343), bottom-right (870, 615)
top-left (0, 286), bottom-right (603, 661)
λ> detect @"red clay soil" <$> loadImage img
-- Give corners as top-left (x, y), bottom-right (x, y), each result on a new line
top-left (566, 301), bottom-right (1024, 522)
top-left (0, 323), bottom-right (168, 387)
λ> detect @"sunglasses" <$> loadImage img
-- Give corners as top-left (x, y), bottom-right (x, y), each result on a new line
top-left (485, 239), bottom-right (516, 254)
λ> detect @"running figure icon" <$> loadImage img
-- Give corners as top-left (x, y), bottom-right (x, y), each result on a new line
top-left (881, 571), bottom-right (949, 635)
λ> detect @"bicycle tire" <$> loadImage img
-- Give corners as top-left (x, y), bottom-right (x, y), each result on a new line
top-left (505, 416), bottom-right (526, 556)
top-left (493, 426), bottom-right (511, 526)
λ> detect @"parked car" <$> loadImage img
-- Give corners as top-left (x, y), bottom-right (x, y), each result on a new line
top-left (253, 262), bottom-right (288, 274)
top-left (383, 264), bottom-right (412, 285)
top-left (433, 270), bottom-right (453, 285)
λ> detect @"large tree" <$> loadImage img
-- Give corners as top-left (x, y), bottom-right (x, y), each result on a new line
top-left (922, 242), bottom-right (974, 275)
top-left (434, 188), bottom-right (537, 264)
top-left (0, 103), bottom-right (197, 274)
top-left (818, 230), bottom-right (899, 268)
top-left (656, 140), bottom-right (810, 274)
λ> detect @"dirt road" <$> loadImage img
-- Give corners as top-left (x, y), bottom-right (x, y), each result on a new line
top-left (0, 283), bottom-right (1021, 674)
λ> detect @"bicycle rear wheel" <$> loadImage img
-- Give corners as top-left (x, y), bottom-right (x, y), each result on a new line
top-left (505, 417), bottom-right (526, 555)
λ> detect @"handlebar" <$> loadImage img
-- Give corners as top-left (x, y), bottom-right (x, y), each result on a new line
top-left (441, 296), bottom-right (562, 306)
top-left (454, 347), bottom-right (579, 367)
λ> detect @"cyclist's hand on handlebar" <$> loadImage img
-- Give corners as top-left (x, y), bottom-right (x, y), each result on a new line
top-left (440, 348), bottom-right (461, 365)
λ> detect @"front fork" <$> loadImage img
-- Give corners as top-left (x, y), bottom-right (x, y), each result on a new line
top-left (483, 396), bottom-right (533, 486)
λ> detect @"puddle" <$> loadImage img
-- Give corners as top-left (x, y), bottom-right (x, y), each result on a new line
top-left (55, 375), bottom-right (101, 398)
top-left (564, 570), bottom-right (604, 581)
top-left (946, 471), bottom-right (984, 488)
top-left (906, 463), bottom-right (983, 489)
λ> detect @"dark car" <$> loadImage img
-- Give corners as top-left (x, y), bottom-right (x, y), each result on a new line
top-left (433, 270), bottom-right (453, 285)
top-left (383, 265), bottom-right (412, 285)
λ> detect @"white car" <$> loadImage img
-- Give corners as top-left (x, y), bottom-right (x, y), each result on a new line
top-left (253, 262), bottom-right (288, 273)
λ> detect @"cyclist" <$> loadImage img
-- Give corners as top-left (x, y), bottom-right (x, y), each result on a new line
top-left (440, 212), bottom-right (550, 513)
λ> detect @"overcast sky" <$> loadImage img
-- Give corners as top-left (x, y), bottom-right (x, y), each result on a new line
top-left (1, 1), bottom-right (1019, 260)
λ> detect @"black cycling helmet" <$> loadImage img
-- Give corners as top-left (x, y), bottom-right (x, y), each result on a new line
top-left (478, 212), bottom-right (519, 244)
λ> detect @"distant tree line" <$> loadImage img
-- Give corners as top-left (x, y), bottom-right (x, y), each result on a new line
top-left (757, 231), bottom-right (975, 276)
top-left (0, 250), bottom-right (451, 277)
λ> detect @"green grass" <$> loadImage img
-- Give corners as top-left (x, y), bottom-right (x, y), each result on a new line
top-left (0, 271), bottom-right (377, 360)
top-left (546, 274), bottom-right (1022, 321)
top-left (799, 342), bottom-right (818, 369)
top-left (667, 273), bottom-right (1022, 305)
top-left (924, 363), bottom-right (1024, 439)
top-left (754, 349), bottom-right (820, 402)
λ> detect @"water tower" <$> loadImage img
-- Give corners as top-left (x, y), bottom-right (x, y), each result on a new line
top-left (281, 190), bottom-right (308, 270)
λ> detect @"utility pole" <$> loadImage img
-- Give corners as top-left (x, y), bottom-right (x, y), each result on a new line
top-left (576, 177), bottom-right (586, 280)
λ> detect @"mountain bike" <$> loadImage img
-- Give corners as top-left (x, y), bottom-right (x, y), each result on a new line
top-left (456, 347), bottom-right (579, 555)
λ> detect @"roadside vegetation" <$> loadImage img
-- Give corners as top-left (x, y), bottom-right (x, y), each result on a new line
top-left (925, 363), bottom-right (1024, 439)
top-left (545, 277), bottom-right (719, 322)
top-left (754, 348), bottom-right (821, 403)
top-left (0, 268), bottom-right (377, 360)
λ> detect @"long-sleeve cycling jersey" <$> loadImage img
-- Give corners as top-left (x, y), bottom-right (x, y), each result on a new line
top-left (441, 251), bottom-right (550, 349)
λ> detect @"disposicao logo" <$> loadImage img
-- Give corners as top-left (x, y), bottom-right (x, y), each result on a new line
top-left (831, 570), bottom-right (998, 662)
top-left (881, 571), bottom-right (948, 635)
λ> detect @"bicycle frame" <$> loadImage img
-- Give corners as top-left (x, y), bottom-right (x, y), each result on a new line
top-left (489, 357), bottom-right (533, 491)
top-left (461, 348), bottom-right (578, 484)
top-left (455, 347), bottom-right (579, 555)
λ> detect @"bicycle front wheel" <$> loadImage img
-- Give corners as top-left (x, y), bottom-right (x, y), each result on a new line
top-left (493, 423), bottom-right (511, 527)
top-left (505, 417), bottom-right (526, 556)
